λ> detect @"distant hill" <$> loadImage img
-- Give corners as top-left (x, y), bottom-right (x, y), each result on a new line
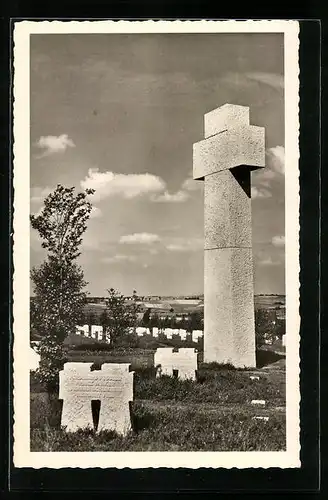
top-left (30, 293), bottom-right (285, 333)
top-left (254, 295), bottom-right (285, 309)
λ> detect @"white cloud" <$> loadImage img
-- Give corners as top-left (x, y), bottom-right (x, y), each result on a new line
top-left (166, 244), bottom-right (188, 252)
top-left (80, 229), bottom-right (114, 251)
top-left (30, 206), bottom-right (43, 218)
top-left (30, 229), bottom-right (44, 251)
top-left (166, 237), bottom-right (203, 252)
top-left (272, 235), bottom-right (285, 247)
top-left (267, 146), bottom-right (285, 174)
top-left (120, 233), bottom-right (161, 245)
top-left (181, 177), bottom-right (203, 192)
top-left (89, 206), bottom-right (102, 219)
top-left (81, 168), bottom-right (202, 205)
top-left (252, 145), bottom-right (285, 194)
top-left (220, 72), bottom-right (284, 92)
top-left (103, 254), bottom-right (137, 264)
top-left (150, 190), bottom-right (189, 203)
top-left (150, 175), bottom-right (203, 203)
top-left (258, 256), bottom-right (281, 266)
top-left (245, 72), bottom-right (284, 90)
top-left (81, 232), bottom-right (102, 251)
top-left (30, 186), bottom-right (52, 204)
top-left (252, 168), bottom-right (276, 187)
top-left (35, 134), bottom-right (75, 157)
top-left (251, 186), bottom-right (272, 199)
top-left (81, 168), bottom-right (166, 201)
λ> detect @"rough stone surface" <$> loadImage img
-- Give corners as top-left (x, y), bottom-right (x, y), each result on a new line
top-left (193, 125), bottom-right (265, 180)
top-left (204, 169), bottom-right (252, 249)
top-left (204, 248), bottom-right (256, 367)
top-left (204, 104), bottom-right (250, 138)
top-left (97, 364), bottom-right (133, 434)
top-left (193, 104), bottom-right (265, 368)
top-left (154, 348), bottom-right (197, 380)
top-left (59, 363), bottom-right (94, 432)
top-left (59, 362), bottom-right (134, 435)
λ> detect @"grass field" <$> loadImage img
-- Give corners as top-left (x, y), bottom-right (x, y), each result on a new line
top-left (30, 348), bottom-right (286, 452)
top-left (80, 295), bottom-right (285, 322)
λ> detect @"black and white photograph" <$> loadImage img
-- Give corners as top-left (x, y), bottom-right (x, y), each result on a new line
top-left (13, 20), bottom-right (300, 468)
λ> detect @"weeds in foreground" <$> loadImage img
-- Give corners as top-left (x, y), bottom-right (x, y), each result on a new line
top-left (30, 401), bottom-right (285, 452)
top-left (30, 356), bottom-right (285, 452)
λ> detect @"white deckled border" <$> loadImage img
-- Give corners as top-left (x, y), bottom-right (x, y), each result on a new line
top-left (12, 19), bottom-right (300, 469)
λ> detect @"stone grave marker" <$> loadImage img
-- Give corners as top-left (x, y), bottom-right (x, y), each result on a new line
top-left (152, 327), bottom-right (159, 338)
top-left (251, 399), bottom-right (266, 406)
top-left (91, 324), bottom-right (103, 340)
top-left (76, 324), bottom-right (89, 337)
top-left (180, 329), bottom-right (187, 341)
top-left (136, 326), bottom-right (147, 336)
top-left (154, 347), bottom-right (197, 380)
top-left (166, 328), bottom-right (173, 339)
top-left (59, 362), bottom-right (134, 435)
top-left (97, 364), bottom-right (134, 434)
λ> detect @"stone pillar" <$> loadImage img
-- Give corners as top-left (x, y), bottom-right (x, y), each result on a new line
top-left (193, 104), bottom-right (265, 367)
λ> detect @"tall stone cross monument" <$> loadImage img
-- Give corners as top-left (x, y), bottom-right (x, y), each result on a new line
top-left (193, 104), bottom-right (265, 368)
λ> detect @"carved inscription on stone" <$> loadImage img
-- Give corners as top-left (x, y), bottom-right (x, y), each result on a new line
top-left (59, 362), bottom-right (134, 435)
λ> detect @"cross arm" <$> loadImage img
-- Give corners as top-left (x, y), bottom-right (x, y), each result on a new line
top-left (193, 125), bottom-right (265, 180)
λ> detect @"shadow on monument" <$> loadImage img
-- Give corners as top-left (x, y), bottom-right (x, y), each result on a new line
top-left (230, 164), bottom-right (263, 198)
top-left (230, 165), bottom-right (251, 197)
top-left (91, 399), bottom-right (101, 431)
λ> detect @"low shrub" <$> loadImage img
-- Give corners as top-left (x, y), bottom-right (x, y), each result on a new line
top-left (135, 370), bottom-right (285, 407)
top-left (115, 333), bottom-right (139, 348)
top-left (30, 392), bottom-right (62, 429)
top-left (136, 336), bottom-right (163, 349)
top-left (134, 366), bottom-right (158, 380)
top-left (63, 348), bottom-right (155, 370)
top-left (30, 371), bottom-right (46, 393)
top-left (71, 342), bottom-right (114, 351)
top-left (199, 362), bottom-right (238, 371)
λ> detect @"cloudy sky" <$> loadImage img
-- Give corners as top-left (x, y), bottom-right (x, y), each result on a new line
top-left (30, 33), bottom-right (285, 296)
